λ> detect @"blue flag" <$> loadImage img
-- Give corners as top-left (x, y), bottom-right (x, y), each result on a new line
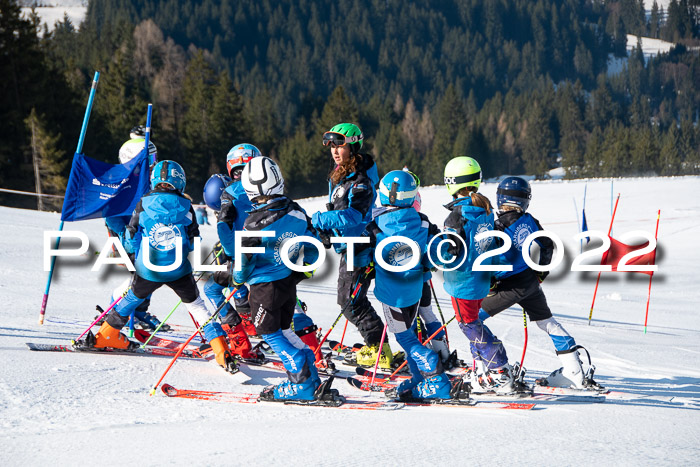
top-left (581, 208), bottom-right (589, 244)
top-left (60, 150), bottom-right (150, 222)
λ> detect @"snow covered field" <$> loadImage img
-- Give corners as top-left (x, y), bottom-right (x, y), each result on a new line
top-left (1, 176), bottom-right (700, 465)
top-left (20, 0), bottom-right (87, 32)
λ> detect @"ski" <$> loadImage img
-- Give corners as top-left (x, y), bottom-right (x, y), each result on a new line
top-left (160, 383), bottom-right (404, 411)
top-left (326, 339), bottom-right (363, 353)
top-left (344, 377), bottom-right (534, 409)
top-left (26, 342), bottom-right (203, 359)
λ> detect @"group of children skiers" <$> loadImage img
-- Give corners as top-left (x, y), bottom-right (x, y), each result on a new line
top-left (82, 122), bottom-right (600, 403)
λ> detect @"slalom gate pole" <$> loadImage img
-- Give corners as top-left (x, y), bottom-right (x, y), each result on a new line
top-left (72, 292), bottom-right (124, 344)
top-left (429, 279), bottom-right (449, 345)
top-left (588, 193), bottom-right (620, 325)
top-left (644, 210), bottom-right (661, 334)
top-left (337, 319), bottom-right (349, 354)
top-left (150, 286), bottom-right (239, 396)
top-left (140, 247), bottom-right (220, 348)
top-left (187, 313), bottom-right (204, 343)
top-left (144, 104), bottom-right (154, 166)
top-left (369, 323), bottom-right (388, 387)
top-left (383, 316), bottom-right (455, 382)
top-left (39, 71), bottom-right (100, 325)
top-left (518, 308), bottom-right (528, 378)
top-left (315, 265), bottom-right (373, 357)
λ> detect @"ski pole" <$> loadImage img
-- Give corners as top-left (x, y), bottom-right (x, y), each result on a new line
top-left (149, 286), bottom-right (239, 396)
top-left (416, 316), bottom-right (423, 343)
top-left (429, 279), bottom-right (449, 345)
top-left (72, 288), bottom-right (127, 344)
top-left (315, 265), bottom-right (373, 356)
top-left (337, 319), bottom-right (349, 354)
top-left (140, 246), bottom-right (221, 348)
top-left (383, 315), bottom-right (455, 382)
top-left (518, 308), bottom-right (528, 379)
top-left (369, 323), bottom-right (388, 387)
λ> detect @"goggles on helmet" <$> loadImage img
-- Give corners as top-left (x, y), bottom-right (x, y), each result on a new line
top-left (322, 131), bottom-right (362, 147)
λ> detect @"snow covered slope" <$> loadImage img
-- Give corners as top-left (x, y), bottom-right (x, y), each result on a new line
top-left (20, 0), bottom-right (87, 32)
top-left (1, 176), bottom-right (699, 465)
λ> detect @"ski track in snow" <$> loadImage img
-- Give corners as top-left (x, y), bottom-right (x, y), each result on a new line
top-left (1, 176), bottom-right (700, 465)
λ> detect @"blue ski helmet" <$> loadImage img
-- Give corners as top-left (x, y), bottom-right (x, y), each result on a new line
top-left (203, 174), bottom-right (232, 211)
top-left (151, 160), bottom-right (186, 192)
top-left (496, 176), bottom-right (531, 211)
top-left (226, 143), bottom-right (262, 177)
top-left (379, 170), bottom-right (418, 207)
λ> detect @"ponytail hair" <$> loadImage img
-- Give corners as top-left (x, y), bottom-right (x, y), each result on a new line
top-left (455, 187), bottom-right (492, 215)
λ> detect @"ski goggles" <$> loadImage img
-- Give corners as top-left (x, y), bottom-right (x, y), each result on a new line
top-left (322, 131), bottom-right (362, 147)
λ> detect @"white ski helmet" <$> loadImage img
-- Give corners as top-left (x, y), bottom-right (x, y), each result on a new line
top-left (241, 156), bottom-right (284, 200)
top-left (119, 138), bottom-right (157, 164)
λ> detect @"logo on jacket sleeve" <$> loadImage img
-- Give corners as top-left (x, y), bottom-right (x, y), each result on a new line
top-left (148, 223), bottom-right (183, 251)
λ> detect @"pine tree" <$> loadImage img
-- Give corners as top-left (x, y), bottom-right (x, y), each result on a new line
top-left (520, 102), bottom-right (554, 177)
top-left (25, 108), bottom-right (68, 210)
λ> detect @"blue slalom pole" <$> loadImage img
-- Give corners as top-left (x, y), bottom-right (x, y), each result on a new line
top-left (39, 71), bottom-right (100, 325)
top-left (144, 104), bottom-right (154, 166)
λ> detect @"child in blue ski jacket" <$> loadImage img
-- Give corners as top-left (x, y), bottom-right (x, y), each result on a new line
top-left (480, 177), bottom-right (601, 390)
top-left (200, 145), bottom-right (265, 362)
top-left (232, 156), bottom-right (331, 402)
top-left (433, 157), bottom-right (516, 394)
top-left (364, 170), bottom-right (456, 401)
top-left (83, 161), bottom-right (236, 370)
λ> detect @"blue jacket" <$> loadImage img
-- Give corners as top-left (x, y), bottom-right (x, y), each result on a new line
top-left (431, 196), bottom-right (495, 300)
top-left (233, 197), bottom-right (320, 285)
top-left (125, 188), bottom-right (199, 282)
top-left (217, 180), bottom-right (254, 258)
top-left (494, 210), bottom-right (553, 280)
top-left (105, 215), bottom-right (131, 243)
top-left (365, 207), bottom-right (434, 308)
top-left (312, 154), bottom-right (379, 257)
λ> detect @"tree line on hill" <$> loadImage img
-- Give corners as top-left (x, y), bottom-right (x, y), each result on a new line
top-left (1, 0), bottom-right (699, 208)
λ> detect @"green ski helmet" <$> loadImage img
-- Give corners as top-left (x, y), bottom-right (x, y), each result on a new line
top-left (444, 156), bottom-right (482, 196)
top-left (323, 123), bottom-right (363, 154)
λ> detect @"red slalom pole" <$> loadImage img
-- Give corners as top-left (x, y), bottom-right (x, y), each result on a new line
top-left (149, 287), bottom-right (238, 395)
top-left (337, 319), bottom-right (349, 354)
top-left (187, 312), bottom-right (206, 343)
top-left (369, 323), bottom-right (388, 387)
top-left (644, 210), bottom-right (661, 334)
top-left (588, 193), bottom-right (620, 325)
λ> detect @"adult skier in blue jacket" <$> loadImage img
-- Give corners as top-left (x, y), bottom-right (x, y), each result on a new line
top-left (311, 123), bottom-right (394, 370)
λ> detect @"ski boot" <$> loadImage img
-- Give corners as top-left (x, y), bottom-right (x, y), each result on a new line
top-left (76, 322), bottom-right (138, 350)
top-left (536, 346), bottom-right (604, 391)
top-left (354, 343), bottom-right (394, 370)
top-left (259, 375), bottom-right (323, 402)
top-left (223, 323), bottom-right (265, 362)
top-left (210, 335), bottom-right (239, 374)
top-left (134, 312), bottom-right (171, 332)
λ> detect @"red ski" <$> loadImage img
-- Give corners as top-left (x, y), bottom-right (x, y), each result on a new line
top-left (160, 383), bottom-right (404, 411)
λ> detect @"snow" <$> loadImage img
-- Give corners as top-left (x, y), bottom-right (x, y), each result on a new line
top-left (2, 175), bottom-right (700, 465)
top-left (20, 0), bottom-right (87, 32)
top-left (608, 34), bottom-right (677, 75)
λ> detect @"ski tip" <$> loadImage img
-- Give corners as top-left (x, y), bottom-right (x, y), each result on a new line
top-left (346, 377), bottom-right (363, 389)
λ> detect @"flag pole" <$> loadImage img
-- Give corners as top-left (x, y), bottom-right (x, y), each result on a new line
top-left (573, 197), bottom-right (581, 253)
top-left (39, 71), bottom-right (100, 325)
top-left (588, 193), bottom-right (620, 325)
top-left (643, 210), bottom-right (661, 334)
